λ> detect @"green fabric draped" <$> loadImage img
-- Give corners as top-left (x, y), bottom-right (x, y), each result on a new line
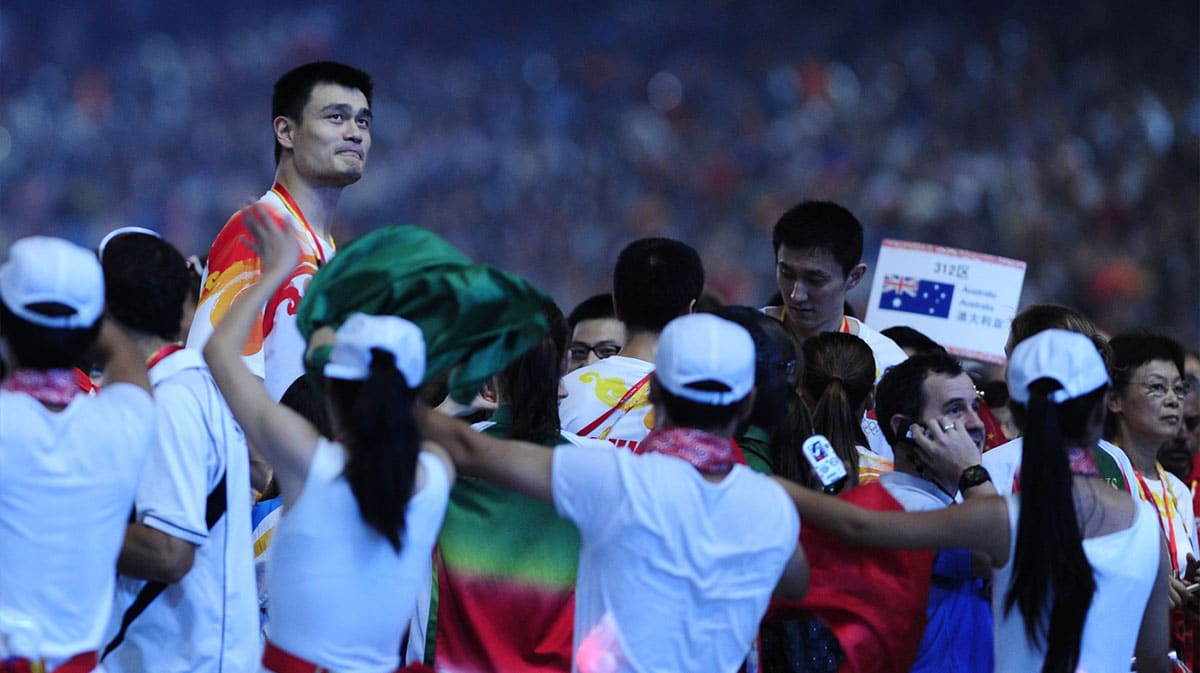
top-left (296, 225), bottom-right (549, 404)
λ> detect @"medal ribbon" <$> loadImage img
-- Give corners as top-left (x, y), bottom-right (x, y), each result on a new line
top-left (146, 343), bottom-right (185, 371)
top-left (1133, 463), bottom-right (1181, 573)
top-left (271, 182), bottom-right (333, 265)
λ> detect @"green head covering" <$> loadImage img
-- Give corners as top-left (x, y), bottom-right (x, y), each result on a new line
top-left (297, 225), bottom-right (549, 404)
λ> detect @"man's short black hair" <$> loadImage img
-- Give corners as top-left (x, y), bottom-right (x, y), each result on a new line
top-left (771, 201), bottom-right (864, 278)
top-left (0, 301), bottom-right (100, 371)
top-left (567, 293), bottom-right (616, 330)
top-left (874, 351), bottom-right (965, 447)
top-left (273, 61), bottom-right (374, 164)
top-left (102, 234), bottom-right (190, 342)
top-left (612, 238), bottom-right (704, 334)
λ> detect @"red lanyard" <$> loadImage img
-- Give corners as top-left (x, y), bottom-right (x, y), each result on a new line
top-left (1133, 464), bottom-right (1180, 573)
top-left (146, 343), bottom-right (185, 371)
top-left (270, 182), bottom-right (332, 266)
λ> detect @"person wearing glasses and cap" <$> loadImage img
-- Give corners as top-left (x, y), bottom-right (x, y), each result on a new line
top-left (202, 206), bottom-right (453, 673)
top-left (774, 329), bottom-right (1170, 673)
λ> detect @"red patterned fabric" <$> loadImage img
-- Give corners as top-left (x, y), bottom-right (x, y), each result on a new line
top-left (764, 482), bottom-right (934, 673)
top-left (635, 427), bottom-right (738, 473)
top-left (2, 368), bottom-right (85, 406)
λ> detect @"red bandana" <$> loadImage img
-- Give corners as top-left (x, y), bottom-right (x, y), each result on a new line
top-left (636, 427), bottom-right (737, 473)
top-left (1067, 446), bottom-right (1100, 476)
top-left (2, 368), bottom-right (87, 406)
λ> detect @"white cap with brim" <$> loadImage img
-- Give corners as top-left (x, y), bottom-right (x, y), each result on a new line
top-left (323, 313), bottom-right (426, 386)
top-left (0, 236), bottom-right (105, 330)
top-left (654, 313), bottom-right (755, 406)
top-left (1007, 328), bottom-right (1109, 404)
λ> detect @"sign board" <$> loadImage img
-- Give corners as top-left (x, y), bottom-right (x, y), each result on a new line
top-left (864, 239), bottom-right (1026, 364)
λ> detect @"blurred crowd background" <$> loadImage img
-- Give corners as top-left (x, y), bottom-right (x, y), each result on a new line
top-left (1, 0), bottom-right (1197, 346)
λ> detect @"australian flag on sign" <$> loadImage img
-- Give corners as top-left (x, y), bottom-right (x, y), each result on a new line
top-left (879, 275), bottom-right (954, 318)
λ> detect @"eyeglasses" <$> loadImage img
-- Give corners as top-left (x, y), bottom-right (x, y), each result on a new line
top-left (1137, 380), bottom-right (1190, 399)
top-left (569, 341), bottom-right (621, 362)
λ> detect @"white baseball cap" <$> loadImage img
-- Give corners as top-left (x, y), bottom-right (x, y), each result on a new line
top-left (1007, 329), bottom-right (1109, 404)
top-left (654, 313), bottom-right (755, 406)
top-left (323, 313), bottom-right (426, 386)
top-left (0, 236), bottom-right (105, 329)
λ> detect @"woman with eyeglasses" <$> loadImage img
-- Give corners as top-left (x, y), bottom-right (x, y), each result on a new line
top-left (1104, 333), bottom-right (1198, 604)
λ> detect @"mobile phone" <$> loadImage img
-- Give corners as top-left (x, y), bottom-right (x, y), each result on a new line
top-left (801, 434), bottom-right (848, 493)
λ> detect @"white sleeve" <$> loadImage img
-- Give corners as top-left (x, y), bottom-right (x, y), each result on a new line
top-left (136, 383), bottom-right (214, 545)
top-left (551, 443), bottom-right (623, 538)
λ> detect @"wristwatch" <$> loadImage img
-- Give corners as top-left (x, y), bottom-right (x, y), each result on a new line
top-left (958, 465), bottom-right (992, 493)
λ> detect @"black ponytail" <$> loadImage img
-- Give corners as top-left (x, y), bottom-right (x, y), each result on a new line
top-left (328, 348), bottom-right (421, 552)
top-left (1004, 379), bottom-right (1104, 673)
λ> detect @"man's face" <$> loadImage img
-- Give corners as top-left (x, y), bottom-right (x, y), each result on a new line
top-left (919, 372), bottom-right (986, 452)
top-left (567, 318), bottom-right (626, 372)
top-left (774, 245), bottom-right (863, 338)
top-left (283, 83), bottom-right (372, 187)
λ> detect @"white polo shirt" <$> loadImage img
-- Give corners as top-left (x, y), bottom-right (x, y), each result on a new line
top-left (105, 348), bottom-right (258, 673)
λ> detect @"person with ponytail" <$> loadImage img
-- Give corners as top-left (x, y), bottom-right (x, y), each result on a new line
top-left (800, 332), bottom-right (884, 489)
top-left (202, 203), bottom-right (453, 673)
top-left (774, 329), bottom-right (1169, 673)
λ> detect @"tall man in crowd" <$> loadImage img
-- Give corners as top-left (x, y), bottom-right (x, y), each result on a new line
top-left (187, 61), bottom-right (374, 401)
top-left (765, 200), bottom-right (906, 378)
top-left (100, 232), bottom-right (257, 673)
top-left (765, 200), bottom-right (907, 457)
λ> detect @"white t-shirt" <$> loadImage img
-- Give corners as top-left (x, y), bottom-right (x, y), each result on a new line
top-left (0, 383), bottom-right (154, 660)
top-left (552, 444), bottom-right (799, 673)
top-left (991, 495), bottom-right (1159, 673)
top-left (269, 440), bottom-right (450, 671)
top-left (559, 356), bottom-right (656, 450)
top-left (105, 348), bottom-right (258, 673)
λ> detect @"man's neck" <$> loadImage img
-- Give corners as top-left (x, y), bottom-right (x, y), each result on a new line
top-left (274, 165), bottom-right (343, 239)
top-left (784, 312), bottom-right (848, 343)
top-left (619, 331), bottom-right (659, 363)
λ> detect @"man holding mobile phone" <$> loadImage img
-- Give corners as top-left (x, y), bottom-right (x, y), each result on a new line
top-left (872, 351), bottom-right (996, 673)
